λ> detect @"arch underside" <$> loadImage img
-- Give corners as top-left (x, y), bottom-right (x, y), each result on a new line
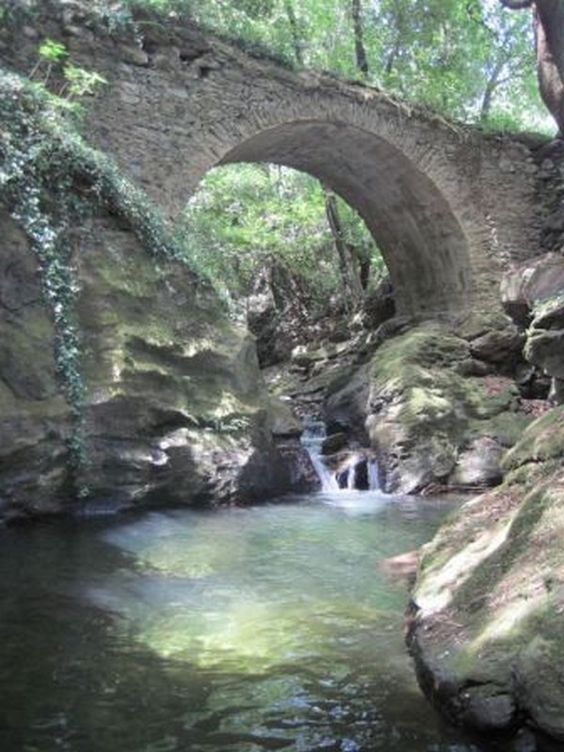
top-left (219, 121), bottom-right (472, 318)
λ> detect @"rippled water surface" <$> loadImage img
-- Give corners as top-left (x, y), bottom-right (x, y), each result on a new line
top-left (0, 492), bottom-right (493, 751)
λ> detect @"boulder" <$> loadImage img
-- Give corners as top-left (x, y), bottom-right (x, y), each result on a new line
top-left (501, 252), bottom-right (564, 326)
top-left (365, 323), bottom-right (532, 494)
top-left (525, 292), bottom-right (564, 402)
top-left (323, 363), bottom-right (370, 441)
top-left (468, 326), bottom-right (524, 368)
top-left (502, 254), bottom-right (564, 403)
top-left (321, 432), bottom-right (347, 455)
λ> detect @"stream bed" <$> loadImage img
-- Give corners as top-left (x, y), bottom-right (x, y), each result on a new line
top-left (0, 492), bottom-right (503, 751)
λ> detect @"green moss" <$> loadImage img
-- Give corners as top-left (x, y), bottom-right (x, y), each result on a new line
top-left (502, 407), bottom-right (564, 472)
top-left (369, 325), bottom-right (524, 456)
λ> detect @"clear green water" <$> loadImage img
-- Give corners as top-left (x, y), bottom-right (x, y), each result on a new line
top-left (0, 492), bottom-right (492, 751)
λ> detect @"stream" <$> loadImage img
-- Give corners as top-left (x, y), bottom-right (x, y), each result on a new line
top-left (0, 490), bottom-right (508, 752)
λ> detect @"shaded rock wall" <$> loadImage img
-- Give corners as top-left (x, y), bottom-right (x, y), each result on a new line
top-left (74, 213), bottom-right (294, 509)
top-left (0, 202), bottom-right (306, 520)
top-left (0, 211), bottom-right (71, 520)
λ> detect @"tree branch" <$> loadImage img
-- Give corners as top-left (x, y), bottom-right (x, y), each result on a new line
top-left (498, 0), bottom-right (533, 9)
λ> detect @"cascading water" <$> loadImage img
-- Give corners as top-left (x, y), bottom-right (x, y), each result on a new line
top-left (302, 421), bottom-right (380, 492)
top-left (301, 421), bottom-right (340, 492)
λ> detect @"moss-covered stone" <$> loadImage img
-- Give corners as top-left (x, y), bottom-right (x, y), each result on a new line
top-left (364, 322), bottom-right (530, 493)
top-left (409, 405), bottom-right (564, 741)
top-left (0, 73), bottom-right (303, 519)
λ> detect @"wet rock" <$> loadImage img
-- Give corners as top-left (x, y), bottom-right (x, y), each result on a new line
top-left (321, 432), bottom-right (348, 455)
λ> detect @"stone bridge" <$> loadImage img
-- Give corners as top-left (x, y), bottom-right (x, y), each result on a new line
top-left (1, 3), bottom-right (541, 321)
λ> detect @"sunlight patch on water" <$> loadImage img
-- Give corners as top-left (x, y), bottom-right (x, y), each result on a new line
top-left (0, 493), bottom-right (486, 752)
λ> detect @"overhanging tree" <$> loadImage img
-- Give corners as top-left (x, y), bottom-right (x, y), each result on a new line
top-left (499, 0), bottom-right (564, 134)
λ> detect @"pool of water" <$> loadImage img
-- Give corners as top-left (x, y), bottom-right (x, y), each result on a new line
top-left (0, 491), bottom-right (500, 751)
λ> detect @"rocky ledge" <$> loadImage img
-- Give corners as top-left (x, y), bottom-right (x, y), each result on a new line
top-left (408, 406), bottom-right (564, 743)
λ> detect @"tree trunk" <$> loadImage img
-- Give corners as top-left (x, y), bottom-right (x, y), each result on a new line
top-left (479, 55), bottom-right (507, 121)
top-left (535, 1), bottom-right (564, 135)
top-left (324, 188), bottom-right (364, 306)
top-left (500, 0), bottom-right (564, 134)
top-left (351, 0), bottom-right (369, 77)
top-left (284, 1), bottom-right (303, 66)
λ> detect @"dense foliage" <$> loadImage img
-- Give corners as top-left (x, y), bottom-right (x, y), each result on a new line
top-left (179, 164), bottom-right (386, 313)
top-left (117, 0), bottom-right (545, 128)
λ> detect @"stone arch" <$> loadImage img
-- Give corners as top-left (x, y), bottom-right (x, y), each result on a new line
top-left (212, 119), bottom-right (473, 318)
top-left (1, 7), bottom-right (536, 321)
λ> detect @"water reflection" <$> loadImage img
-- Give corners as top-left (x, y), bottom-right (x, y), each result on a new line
top-left (0, 493), bottom-right (507, 751)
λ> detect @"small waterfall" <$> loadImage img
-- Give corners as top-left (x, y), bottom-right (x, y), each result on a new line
top-left (301, 422), bottom-right (340, 492)
top-left (302, 422), bottom-right (381, 493)
top-left (368, 460), bottom-right (380, 491)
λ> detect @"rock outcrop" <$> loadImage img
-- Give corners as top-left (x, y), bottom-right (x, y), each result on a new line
top-left (73, 213), bottom-right (300, 510)
top-left (0, 72), bottom-right (311, 521)
top-left (408, 406), bottom-right (564, 742)
top-left (0, 202), bottom-right (309, 521)
top-left (502, 251), bottom-right (564, 404)
top-left (322, 320), bottom-right (534, 494)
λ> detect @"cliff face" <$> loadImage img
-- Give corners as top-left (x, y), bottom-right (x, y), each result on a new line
top-left (0, 210), bottom-right (72, 517)
top-left (0, 73), bottom-right (309, 521)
